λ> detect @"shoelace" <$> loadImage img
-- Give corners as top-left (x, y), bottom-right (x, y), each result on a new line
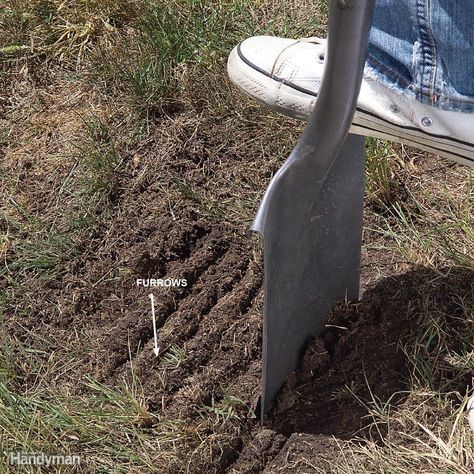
top-left (270, 37), bottom-right (327, 75)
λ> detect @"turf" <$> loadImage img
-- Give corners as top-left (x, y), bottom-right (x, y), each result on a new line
top-left (0, 1), bottom-right (473, 472)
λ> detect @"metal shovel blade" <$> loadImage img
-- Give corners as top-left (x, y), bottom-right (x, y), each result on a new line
top-left (252, 0), bottom-right (375, 417)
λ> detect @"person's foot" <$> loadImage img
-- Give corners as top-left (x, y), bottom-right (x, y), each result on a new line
top-left (227, 35), bottom-right (474, 167)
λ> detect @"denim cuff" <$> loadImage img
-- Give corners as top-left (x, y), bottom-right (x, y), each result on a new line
top-left (367, 0), bottom-right (474, 114)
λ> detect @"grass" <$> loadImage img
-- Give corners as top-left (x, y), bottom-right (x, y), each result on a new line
top-left (1, 3), bottom-right (315, 469)
top-left (87, 0), bottom-right (327, 113)
top-left (336, 141), bottom-right (474, 474)
top-left (0, 0), bottom-right (139, 64)
top-left (163, 344), bottom-right (187, 368)
top-left (323, 266), bottom-right (473, 473)
top-left (1, 0), bottom-right (473, 472)
top-left (91, 0), bottom-right (234, 108)
top-left (373, 169), bottom-right (474, 268)
top-left (76, 117), bottom-right (124, 209)
top-left (1, 210), bottom-right (79, 281)
top-left (334, 394), bottom-right (473, 473)
top-left (203, 393), bottom-right (249, 423)
top-left (0, 329), bottom-right (248, 472)
top-left (334, 281), bottom-right (474, 472)
top-left (364, 137), bottom-right (406, 208)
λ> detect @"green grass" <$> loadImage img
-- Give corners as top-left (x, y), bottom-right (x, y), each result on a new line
top-left (0, 330), bottom-right (233, 472)
top-left (365, 138), bottom-right (406, 208)
top-left (163, 344), bottom-right (188, 368)
top-left (76, 117), bottom-right (124, 209)
top-left (373, 170), bottom-right (474, 268)
top-left (10, 230), bottom-right (77, 277)
top-left (203, 393), bottom-right (249, 423)
top-left (1, 211), bottom-right (79, 281)
top-left (89, 0), bottom-right (326, 113)
top-left (1, 111), bottom-right (130, 289)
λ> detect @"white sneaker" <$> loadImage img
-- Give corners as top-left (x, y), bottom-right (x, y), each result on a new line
top-left (227, 36), bottom-right (474, 167)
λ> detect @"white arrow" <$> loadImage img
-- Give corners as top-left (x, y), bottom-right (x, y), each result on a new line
top-left (149, 293), bottom-right (160, 357)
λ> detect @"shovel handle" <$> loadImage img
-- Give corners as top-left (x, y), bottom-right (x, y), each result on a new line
top-left (252, 0), bottom-right (375, 234)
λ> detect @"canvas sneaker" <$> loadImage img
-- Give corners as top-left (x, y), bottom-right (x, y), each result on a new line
top-left (227, 35), bottom-right (474, 167)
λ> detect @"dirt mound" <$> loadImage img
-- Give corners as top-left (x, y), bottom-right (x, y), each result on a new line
top-left (269, 271), bottom-right (419, 438)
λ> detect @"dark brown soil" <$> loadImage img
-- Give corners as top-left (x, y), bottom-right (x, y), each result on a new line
top-left (263, 433), bottom-right (343, 473)
top-left (268, 271), bottom-right (418, 439)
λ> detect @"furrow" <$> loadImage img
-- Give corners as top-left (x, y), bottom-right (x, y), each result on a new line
top-left (155, 266), bottom-right (263, 414)
top-left (113, 245), bottom-right (253, 382)
top-left (93, 231), bottom-right (230, 378)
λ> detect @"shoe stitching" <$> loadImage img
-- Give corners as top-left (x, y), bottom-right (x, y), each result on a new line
top-left (355, 120), bottom-right (474, 163)
top-left (366, 54), bottom-right (411, 89)
top-left (356, 108), bottom-right (474, 150)
top-left (274, 56), bottom-right (291, 78)
top-left (273, 40), bottom-right (325, 77)
top-left (236, 61), bottom-right (473, 162)
top-left (356, 111), bottom-right (474, 151)
top-left (297, 37), bottom-right (325, 44)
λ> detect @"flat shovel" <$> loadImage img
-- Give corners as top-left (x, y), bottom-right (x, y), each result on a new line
top-left (251, 0), bottom-right (375, 417)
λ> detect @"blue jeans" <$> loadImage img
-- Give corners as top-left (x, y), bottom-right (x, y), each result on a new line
top-left (367, 0), bottom-right (474, 112)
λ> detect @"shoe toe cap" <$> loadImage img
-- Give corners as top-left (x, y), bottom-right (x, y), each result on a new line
top-left (237, 35), bottom-right (298, 73)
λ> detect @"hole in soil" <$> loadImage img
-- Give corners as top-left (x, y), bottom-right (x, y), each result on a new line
top-left (265, 266), bottom-right (474, 440)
